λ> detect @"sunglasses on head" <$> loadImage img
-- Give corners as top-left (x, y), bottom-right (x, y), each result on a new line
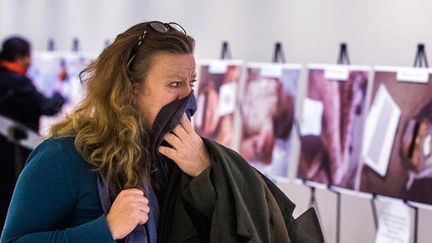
top-left (127, 21), bottom-right (187, 68)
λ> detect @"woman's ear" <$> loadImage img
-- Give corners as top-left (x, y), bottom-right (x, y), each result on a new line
top-left (132, 82), bottom-right (141, 95)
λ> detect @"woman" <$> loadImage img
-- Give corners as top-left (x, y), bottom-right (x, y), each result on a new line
top-left (1, 21), bottom-right (323, 243)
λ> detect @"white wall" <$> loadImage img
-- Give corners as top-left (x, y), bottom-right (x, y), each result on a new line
top-left (2, 0), bottom-right (432, 65)
top-left (2, 0), bottom-right (432, 242)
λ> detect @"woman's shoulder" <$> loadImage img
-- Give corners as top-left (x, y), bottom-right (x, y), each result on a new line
top-left (201, 137), bottom-right (257, 174)
top-left (33, 136), bottom-right (76, 155)
top-left (26, 136), bottom-right (86, 170)
top-left (202, 138), bottom-right (244, 162)
top-left (47, 136), bottom-right (76, 146)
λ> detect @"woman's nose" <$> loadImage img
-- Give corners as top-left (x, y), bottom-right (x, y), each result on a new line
top-left (179, 85), bottom-right (192, 99)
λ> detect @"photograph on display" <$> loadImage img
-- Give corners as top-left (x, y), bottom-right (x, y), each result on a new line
top-left (296, 64), bottom-right (370, 189)
top-left (239, 63), bottom-right (300, 177)
top-left (360, 67), bottom-right (432, 205)
top-left (28, 52), bottom-right (95, 135)
top-left (193, 60), bottom-right (243, 148)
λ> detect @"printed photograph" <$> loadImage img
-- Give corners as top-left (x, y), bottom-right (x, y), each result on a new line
top-left (194, 60), bottom-right (243, 148)
top-left (360, 67), bottom-right (432, 205)
top-left (239, 63), bottom-right (300, 177)
top-left (297, 65), bottom-right (370, 189)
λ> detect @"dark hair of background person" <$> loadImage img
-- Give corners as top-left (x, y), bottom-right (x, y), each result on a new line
top-left (0, 36), bottom-right (31, 61)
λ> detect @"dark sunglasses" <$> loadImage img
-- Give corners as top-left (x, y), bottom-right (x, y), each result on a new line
top-left (127, 21), bottom-right (187, 68)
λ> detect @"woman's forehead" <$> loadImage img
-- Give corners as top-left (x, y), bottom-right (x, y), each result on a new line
top-left (150, 53), bottom-right (196, 76)
top-left (152, 53), bottom-right (195, 66)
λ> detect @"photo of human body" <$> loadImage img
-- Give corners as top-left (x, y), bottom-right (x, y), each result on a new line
top-left (297, 65), bottom-right (370, 189)
top-left (239, 63), bottom-right (300, 177)
top-left (194, 60), bottom-right (243, 148)
top-left (360, 67), bottom-right (432, 205)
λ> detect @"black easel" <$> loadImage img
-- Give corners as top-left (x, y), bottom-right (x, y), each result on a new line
top-left (287, 39), bottom-right (321, 225)
top-left (370, 44), bottom-right (427, 243)
top-left (370, 193), bottom-right (379, 229)
top-left (201, 41), bottom-right (233, 131)
top-left (327, 184), bottom-right (342, 243)
top-left (272, 42), bottom-right (286, 63)
top-left (404, 200), bottom-right (419, 243)
top-left (413, 43), bottom-right (428, 68)
top-left (47, 38), bottom-right (55, 51)
top-left (401, 44), bottom-right (428, 243)
top-left (220, 41), bottom-right (232, 60)
top-left (72, 38), bottom-right (80, 52)
top-left (325, 42), bottom-right (351, 243)
top-left (337, 42), bottom-right (350, 65)
top-left (304, 181), bottom-right (321, 218)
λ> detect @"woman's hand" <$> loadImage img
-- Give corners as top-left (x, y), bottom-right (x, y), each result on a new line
top-left (106, 189), bottom-right (150, 240)
top-left (159, 114), bottom-right (211, 177)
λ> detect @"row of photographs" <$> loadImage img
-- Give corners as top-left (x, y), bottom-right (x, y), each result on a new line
top-left (28, 52), bottom-right (432, 205)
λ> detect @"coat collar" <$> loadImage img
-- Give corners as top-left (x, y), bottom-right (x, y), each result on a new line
top-left (0, 61), bottom-right (27, 75)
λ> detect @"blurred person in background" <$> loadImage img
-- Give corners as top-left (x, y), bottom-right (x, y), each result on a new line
top-left (0, 36), bottom-right (66, 232)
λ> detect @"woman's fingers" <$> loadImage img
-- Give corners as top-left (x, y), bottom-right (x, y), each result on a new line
top-left (172, 123), bottom-right (187, 140)
top-left (180, 114), bottom-right (194, 133)
top-left (159, 145), bottom-right (177, 161)
top-left (163, 132), bottom-right (182, 149)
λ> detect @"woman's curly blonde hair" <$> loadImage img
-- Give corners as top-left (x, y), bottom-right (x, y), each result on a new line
top-left (49, 22), bottom-right (194, 195)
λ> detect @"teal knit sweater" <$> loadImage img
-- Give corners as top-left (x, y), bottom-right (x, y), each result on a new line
top-left (1, 137), bottom-right (115, 242)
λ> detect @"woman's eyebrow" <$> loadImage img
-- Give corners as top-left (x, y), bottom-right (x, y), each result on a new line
top-left (166, 73), bottom-right (197, 80)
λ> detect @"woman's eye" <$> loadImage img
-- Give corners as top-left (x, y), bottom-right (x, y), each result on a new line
top-left (169, 82), bottom-right (182, 88)
top-left (169, 80), bottom-right (197, 89)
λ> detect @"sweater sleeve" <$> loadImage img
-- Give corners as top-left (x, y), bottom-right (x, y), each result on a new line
top-left (0, 140), bottom-right (115, 243)
top-left (38, 92), bottom-right (66, 116)
top-left (180, 166), bottom-right (216, 219)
